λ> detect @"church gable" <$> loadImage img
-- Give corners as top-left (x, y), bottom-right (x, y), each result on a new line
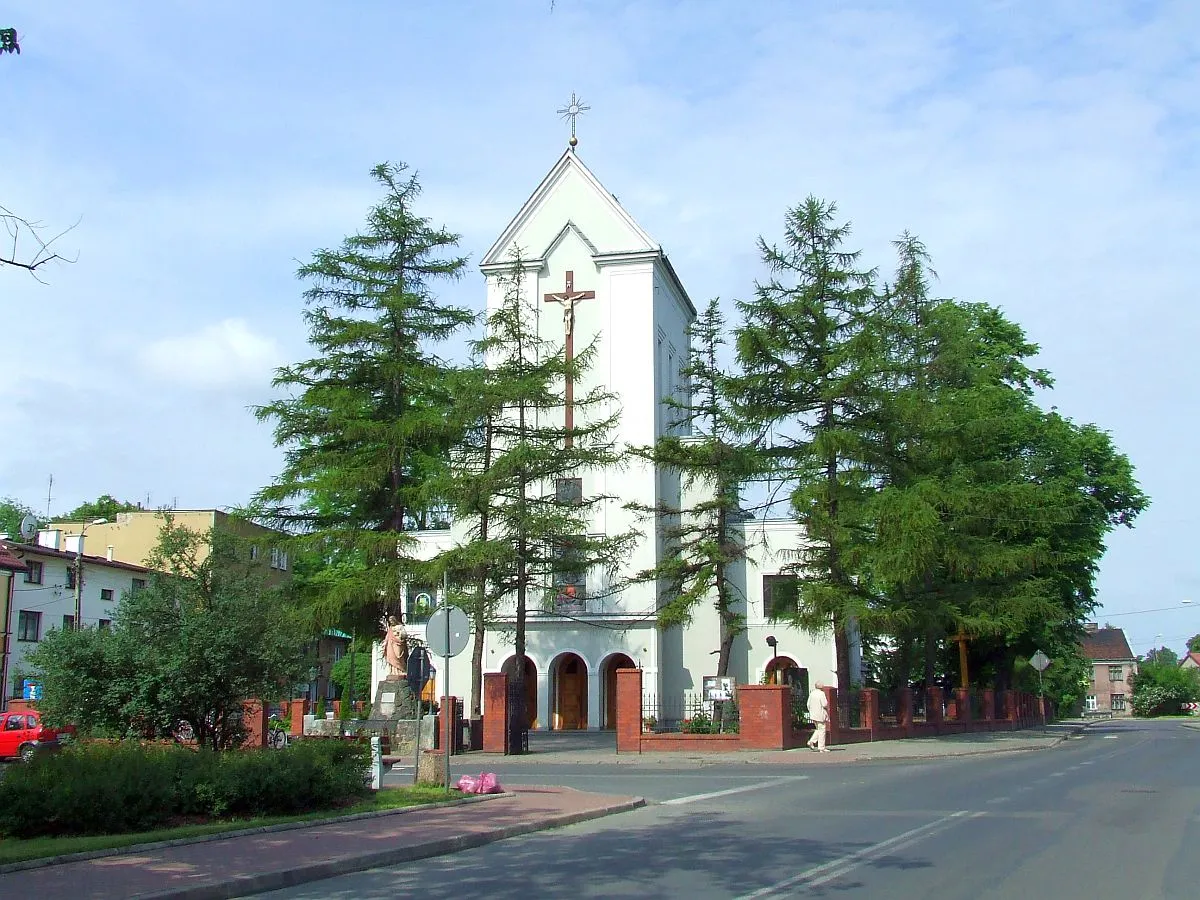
top-left (482, 150), bottom-right (658, 268)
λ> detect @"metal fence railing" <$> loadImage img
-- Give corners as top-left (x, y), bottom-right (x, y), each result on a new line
top-left (837, 694), bottom-right (864, 730)
top-left (641, 693), bottom-right (740, 734)
top-left (911, 691), bottom-right (928, 723)
top-left (877, 692), bottom-right (900, 726)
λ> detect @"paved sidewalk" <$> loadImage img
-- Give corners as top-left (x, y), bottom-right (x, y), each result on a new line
top-left (434, 722), bottom-right (1087, 768)
top-left (0, 787), bottom-right (644, 900)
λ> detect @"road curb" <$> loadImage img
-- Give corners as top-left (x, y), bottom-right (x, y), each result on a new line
top-left (129, 796), bottom-right (648, 900)
top-left (0, 792), bottom-right (507, 876)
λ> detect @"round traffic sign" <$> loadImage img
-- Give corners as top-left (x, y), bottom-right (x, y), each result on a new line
top-left (426, 605), bottom-right (470, 658)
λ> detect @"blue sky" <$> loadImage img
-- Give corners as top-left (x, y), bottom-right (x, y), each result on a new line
top-left (2, 1), bottom-right (1197, 654)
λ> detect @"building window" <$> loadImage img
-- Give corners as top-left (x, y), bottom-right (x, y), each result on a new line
top-left (17, 611), bottom-right (41, 642)
top-left (23, 560), bottom-right (43, 584)
top-left (66, 566), bottom-right (77, 590)
top-left (1085, 695), bottom-right (1098, 711)
top-left (250, 545), bottom-right (259, 562)
top-left (1108, 665), bottom-right (1124, 682)
top-left (555, 478), bottom-right (583, 505)
top-left (1090, 666), bottom-right (1096, 684)
top-left (62, 614), bottom-right (75, 630)
top-left (270, 547), bottom-right (289, 571)
top-left (100, 588), bottom-right (114, 603)
top-left (131, 578), bottom-right (147, 594)
top-left (1111, 694), bottom-right (1126, 712)
top-left (98, 619), bottom-right (112, 630)
top-left (763, 575), bottom-right (800, 620)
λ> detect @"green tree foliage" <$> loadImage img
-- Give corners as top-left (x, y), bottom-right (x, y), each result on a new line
top-left (1131, 657), bottom-right (1200, 716)
top-left (27, 518), bottom-right (308, 749)
top-left (251, 162), bottom-right (473, 635)
top-left (0, 496), bottom-right (38, 539)
top-left (1188, 634), bottom-right (1200, 653)
top-left (329, 647), bottom-right (371, 704)
top-left (439, 253), bottom-right (636, 747)
top-left (627, 298), bottom-right (764, 680)
top-left (1144, 646), bottom-right (1179, 667)
top-left (56, 494), bottom-right (141, 522)
top-left (734, 198), bottom-right (886, 694)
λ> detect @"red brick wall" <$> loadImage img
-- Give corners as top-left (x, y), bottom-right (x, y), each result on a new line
top-left (738, 685), bottom-right (789, 750)
top-left (640, 733), bottom-right (741, 751)
top-left (483, 673), bottom-right (508, 753)
top-left (615, 668), bottom-right (642, 753)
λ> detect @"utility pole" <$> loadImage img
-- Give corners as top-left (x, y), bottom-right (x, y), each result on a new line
top-left (73, 518), bottom-right (108, 630)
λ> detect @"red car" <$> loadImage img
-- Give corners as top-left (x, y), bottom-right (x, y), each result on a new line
top-left (0, 711), bottom-right (70, 762)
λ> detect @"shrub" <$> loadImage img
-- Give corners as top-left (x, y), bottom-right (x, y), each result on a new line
top-left (0, 738), bottom-right (372, 838)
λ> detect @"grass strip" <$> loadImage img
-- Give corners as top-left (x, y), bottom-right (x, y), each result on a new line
top-left (0, 785), bottom-right (456, 866)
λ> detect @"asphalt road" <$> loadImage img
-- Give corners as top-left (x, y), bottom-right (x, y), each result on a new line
top-left (258, 719), bottom-right (1199, 899)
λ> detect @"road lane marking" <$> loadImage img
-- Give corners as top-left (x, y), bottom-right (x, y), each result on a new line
top-left (1049, 772), bottom-right (1065, 777)
top-left (1103, 735), bottom-right (1119, 739)
top-left (661, 776), bottom-right (808, 805)
top-left (986, 796), bottom-right (1010, 804)
top-left (736, 811), bottom-right (984, 898)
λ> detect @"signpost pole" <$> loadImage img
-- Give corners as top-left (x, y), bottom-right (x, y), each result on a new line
top-left (443, 571), bottom-right (451, 794)
top-left (411, 651), bottom-right (424, 786)
top-left (1038, 668), bottom-right (1045, 730)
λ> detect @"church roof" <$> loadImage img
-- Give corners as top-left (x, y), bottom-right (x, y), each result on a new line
top-left (481, 148), bottom-right (659, 269)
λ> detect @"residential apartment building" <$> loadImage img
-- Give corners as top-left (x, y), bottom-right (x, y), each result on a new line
top-left (48, 509), bottom-right (291, 582)
top-left (0, 533), bottom-right (152, 708)
top-left (1081, 623), bottom-right (1137, 716)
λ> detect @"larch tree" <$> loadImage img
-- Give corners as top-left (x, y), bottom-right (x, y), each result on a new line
top-left (626, 298), bottom-right (765, 686)
top-left (734, 198), bottom-right (883, 695)
top-left (450, 253), bottom-right (636, 751)
top-left (252, 162), bottom-right (474, 636)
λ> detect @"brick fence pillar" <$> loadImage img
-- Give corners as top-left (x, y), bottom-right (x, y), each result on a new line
top-left (242, 699), bottom-right (267, 748)
top-left (483, 673), bottom-right (508, 753)
top-left (861, 688), bottom-right (880, 740)
top-left (982, 689), bottom-right (996, 722)
top-left (1004, 690), bottom-right (1019, 727)
top-left (823, 685), bottom-right (840, 745)
top-left (615, 668), bottom-right (643, 753)
top-left (927, 687), bottom-right (944, 729)
top-left (898, 688), bottom-right (913, 737)
top-left (440, 696), bottom-right (459, 755)
top-left (739, 684), bottom-right (789, 750)
top-left (955, 688), bottom-right (972, 726)
top-left (289, 698), bottom-right (305, 736)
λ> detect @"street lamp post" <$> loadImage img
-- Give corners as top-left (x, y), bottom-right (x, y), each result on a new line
top-left (766, 635), bottom-right (778, 683)
top-left (73, 518), bottom-right (108, 631)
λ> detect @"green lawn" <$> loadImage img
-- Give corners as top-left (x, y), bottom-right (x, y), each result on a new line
top-left (0, 785), bottom-right (459, 866)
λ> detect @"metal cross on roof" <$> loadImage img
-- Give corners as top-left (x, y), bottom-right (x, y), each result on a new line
top-left (557, 92), bottom-right (590, 148)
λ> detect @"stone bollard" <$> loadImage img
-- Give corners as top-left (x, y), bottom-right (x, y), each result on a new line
top-left (417, 749), bottom-right (447, 786)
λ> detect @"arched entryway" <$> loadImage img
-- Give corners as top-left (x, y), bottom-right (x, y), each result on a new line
top-left (600, 653), bottom-right (636, 729)
top-left (501, 655), bottom-right (538, 729)
top-left (550, 652), bottom-right (588, 730)
top-left (765, 655), bottom-right (809, 695)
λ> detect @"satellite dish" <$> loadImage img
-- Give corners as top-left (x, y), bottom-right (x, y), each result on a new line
top-left (18, 514), bottom-right (38, 540)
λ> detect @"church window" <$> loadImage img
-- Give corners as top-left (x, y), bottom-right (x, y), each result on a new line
top-left (763, 575), bottom-right (800, 620)
top-left (555, 478), bottom-right (583, 505)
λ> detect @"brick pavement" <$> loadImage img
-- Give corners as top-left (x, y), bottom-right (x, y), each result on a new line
top-left (0, 787), bottom-right (644, 900)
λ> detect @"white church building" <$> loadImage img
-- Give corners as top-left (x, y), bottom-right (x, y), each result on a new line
top-left (372, 145), bottom-right (852, 730)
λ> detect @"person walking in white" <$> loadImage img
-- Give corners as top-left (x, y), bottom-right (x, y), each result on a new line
top-left (807, 681), bottom-right (830, 752)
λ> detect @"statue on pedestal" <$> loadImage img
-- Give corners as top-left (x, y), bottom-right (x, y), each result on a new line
top-left (381, 613), bottom-right (409, 678)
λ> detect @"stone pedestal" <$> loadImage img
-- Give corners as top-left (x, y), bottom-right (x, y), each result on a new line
top-left (372, 678), bottom-right (417, 719)
top-left (417, 749), bottom-right (447, 785)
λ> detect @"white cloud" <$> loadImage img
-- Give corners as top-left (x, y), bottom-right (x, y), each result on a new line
top-left (138, 319), bottom-right (282, 390)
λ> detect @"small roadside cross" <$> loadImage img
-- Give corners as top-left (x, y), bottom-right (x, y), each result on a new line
top-left (544, 270), bottom-right (595, 447)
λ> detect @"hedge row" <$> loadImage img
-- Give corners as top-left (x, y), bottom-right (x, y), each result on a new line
top-left (0, 738), bottom-right (371, 838)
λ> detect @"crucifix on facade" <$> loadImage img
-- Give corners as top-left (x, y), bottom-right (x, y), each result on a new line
top-left (544, 270), bottom-right (595, 448)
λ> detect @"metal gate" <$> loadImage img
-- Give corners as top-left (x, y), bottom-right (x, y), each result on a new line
top-left (506, 680), bottom-right (530, 755)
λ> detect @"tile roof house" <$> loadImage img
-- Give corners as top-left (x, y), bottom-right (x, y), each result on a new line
top-left (1181, 650), bottom-right (1200, 670)
top-left (1080, 623), bottom-right (1137, 717)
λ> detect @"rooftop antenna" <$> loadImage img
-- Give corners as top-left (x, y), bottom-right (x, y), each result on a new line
top-left (45, 473), bottom-right (53, 518)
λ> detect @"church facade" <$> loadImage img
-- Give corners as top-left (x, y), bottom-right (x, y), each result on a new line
top-left (371, 148), bottom-right (852, 730)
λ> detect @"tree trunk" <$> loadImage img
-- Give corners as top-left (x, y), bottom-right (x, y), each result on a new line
top-left (835, 621), bottom-right (853, 696)
top-left (923, 627), bottom-right (938, 687)
top-left (470, 581), bottom-right (485, 719)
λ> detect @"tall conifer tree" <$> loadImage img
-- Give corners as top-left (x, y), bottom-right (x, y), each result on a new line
top-left (734, 198), bottom-right (881, 694)
top-left (252, 162), bottom-right (473, 632)
top-left (627, 299), bottom-right (764, 684)
top-left (445, 254), bottom-right (636, 750)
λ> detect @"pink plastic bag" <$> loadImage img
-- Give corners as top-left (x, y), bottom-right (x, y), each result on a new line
top-left (477, 772), bottom-right (503, 794)
top-left (456, 774), bottom-right (480, 793)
